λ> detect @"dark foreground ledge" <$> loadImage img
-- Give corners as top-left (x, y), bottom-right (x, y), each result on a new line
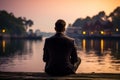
top-left (0, 72), bottom-right (120, 80)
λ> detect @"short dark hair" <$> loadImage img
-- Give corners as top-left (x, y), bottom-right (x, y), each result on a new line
top-left (55, 19), bottom-right (66, 32)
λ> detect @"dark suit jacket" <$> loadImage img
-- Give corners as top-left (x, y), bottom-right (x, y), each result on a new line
top-left (43, 33), bottom-right (78, 76)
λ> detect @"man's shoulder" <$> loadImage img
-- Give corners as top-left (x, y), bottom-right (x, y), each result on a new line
top-left (64, 35), bottom-right (74, 41)
top-left (45, 36), bottom-right (55, 41)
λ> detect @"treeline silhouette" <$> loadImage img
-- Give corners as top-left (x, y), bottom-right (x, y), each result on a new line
top-left (72, 6), bottom-right (120, 34)
top-left (0, 10), bottom-right (34, 36)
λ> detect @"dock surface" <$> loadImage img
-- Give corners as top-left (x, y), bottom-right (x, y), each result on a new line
top-left (0, 72), bottom-right (120, 80)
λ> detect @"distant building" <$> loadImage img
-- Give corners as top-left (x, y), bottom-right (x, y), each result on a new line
top-left (66, 24), bottom-right (82, 37)
top-left (27, 29), bottom-right (34, 36)
top-left (35, 29), bottom-right (41, 37)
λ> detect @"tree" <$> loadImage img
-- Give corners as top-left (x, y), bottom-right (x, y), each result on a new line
top-left (0, 10), bottom-right (34, 36)
top-left (24, 19), bottom-right (34, 30)
top-left (109, 7), bottom-right (120, 33)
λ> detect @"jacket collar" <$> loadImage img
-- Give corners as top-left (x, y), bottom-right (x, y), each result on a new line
top-left (55, 32), bottom-right (65, 37)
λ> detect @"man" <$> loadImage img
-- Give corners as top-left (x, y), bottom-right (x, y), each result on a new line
top-left (43, 19), bottom-right (81, 76)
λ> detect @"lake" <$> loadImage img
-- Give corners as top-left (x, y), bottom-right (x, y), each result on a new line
top-left (0, 38), bottom-right (120, 73)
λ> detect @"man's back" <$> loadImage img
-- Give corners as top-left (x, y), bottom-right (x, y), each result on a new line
top-left (43, 33), bottom-right (78, 76)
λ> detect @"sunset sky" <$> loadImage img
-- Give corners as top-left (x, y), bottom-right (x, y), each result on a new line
top-left (0, 0), bottom-right (120, 32)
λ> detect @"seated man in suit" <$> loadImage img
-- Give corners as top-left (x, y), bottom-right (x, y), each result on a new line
top-left (43, 19), bottom-right (81, 76)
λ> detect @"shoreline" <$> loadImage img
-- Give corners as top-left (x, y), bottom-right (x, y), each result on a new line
top-left (0, 72), bottom-right (120, 79)
top-left (0, 35), bottom-right (42, 40)
top-left (69, 35), bottom-right (120, 39)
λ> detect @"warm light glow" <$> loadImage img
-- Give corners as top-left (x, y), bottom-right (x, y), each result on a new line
top-left (83, 31), bottom-right (86, 35)
top-left (101, 31), bottom-right (104, 34)
top-left (2, 29), bottom-right (6, 33)
top-left (91, 32), bottom-right (94, 34)
top-left (116, 28), bottom-right (119, 32)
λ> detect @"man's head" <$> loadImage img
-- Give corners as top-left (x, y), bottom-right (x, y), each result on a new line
top-left (55, 19), bottom-right (66, 32)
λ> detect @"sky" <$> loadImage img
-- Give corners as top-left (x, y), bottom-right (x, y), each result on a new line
top-left (0, 0), bottom-right (120, 32)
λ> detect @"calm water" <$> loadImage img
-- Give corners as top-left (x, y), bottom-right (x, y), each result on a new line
top-left (0, 38), bottom-right (120, 73)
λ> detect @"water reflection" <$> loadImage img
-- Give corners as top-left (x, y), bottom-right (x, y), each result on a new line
top-left (0, 39), bottom-right (120, 73)
top-left (1, 40), bottom-right (25, 57)
top-left (0, 39), bottom-right (44, 72)
top-left (76, 39), bottom-right (120, 55)
top-left (75, 38), bottom-right (120, 73)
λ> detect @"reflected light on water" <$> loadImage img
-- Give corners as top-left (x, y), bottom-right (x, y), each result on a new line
top-left (82, 39), bottom-right (86, 52)
top-left (101, 39), bottom-right (104, 54)
top-left (76, 38), bottom-right (120, 73)
top-left (2, 40), bottom-right (6, 53)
